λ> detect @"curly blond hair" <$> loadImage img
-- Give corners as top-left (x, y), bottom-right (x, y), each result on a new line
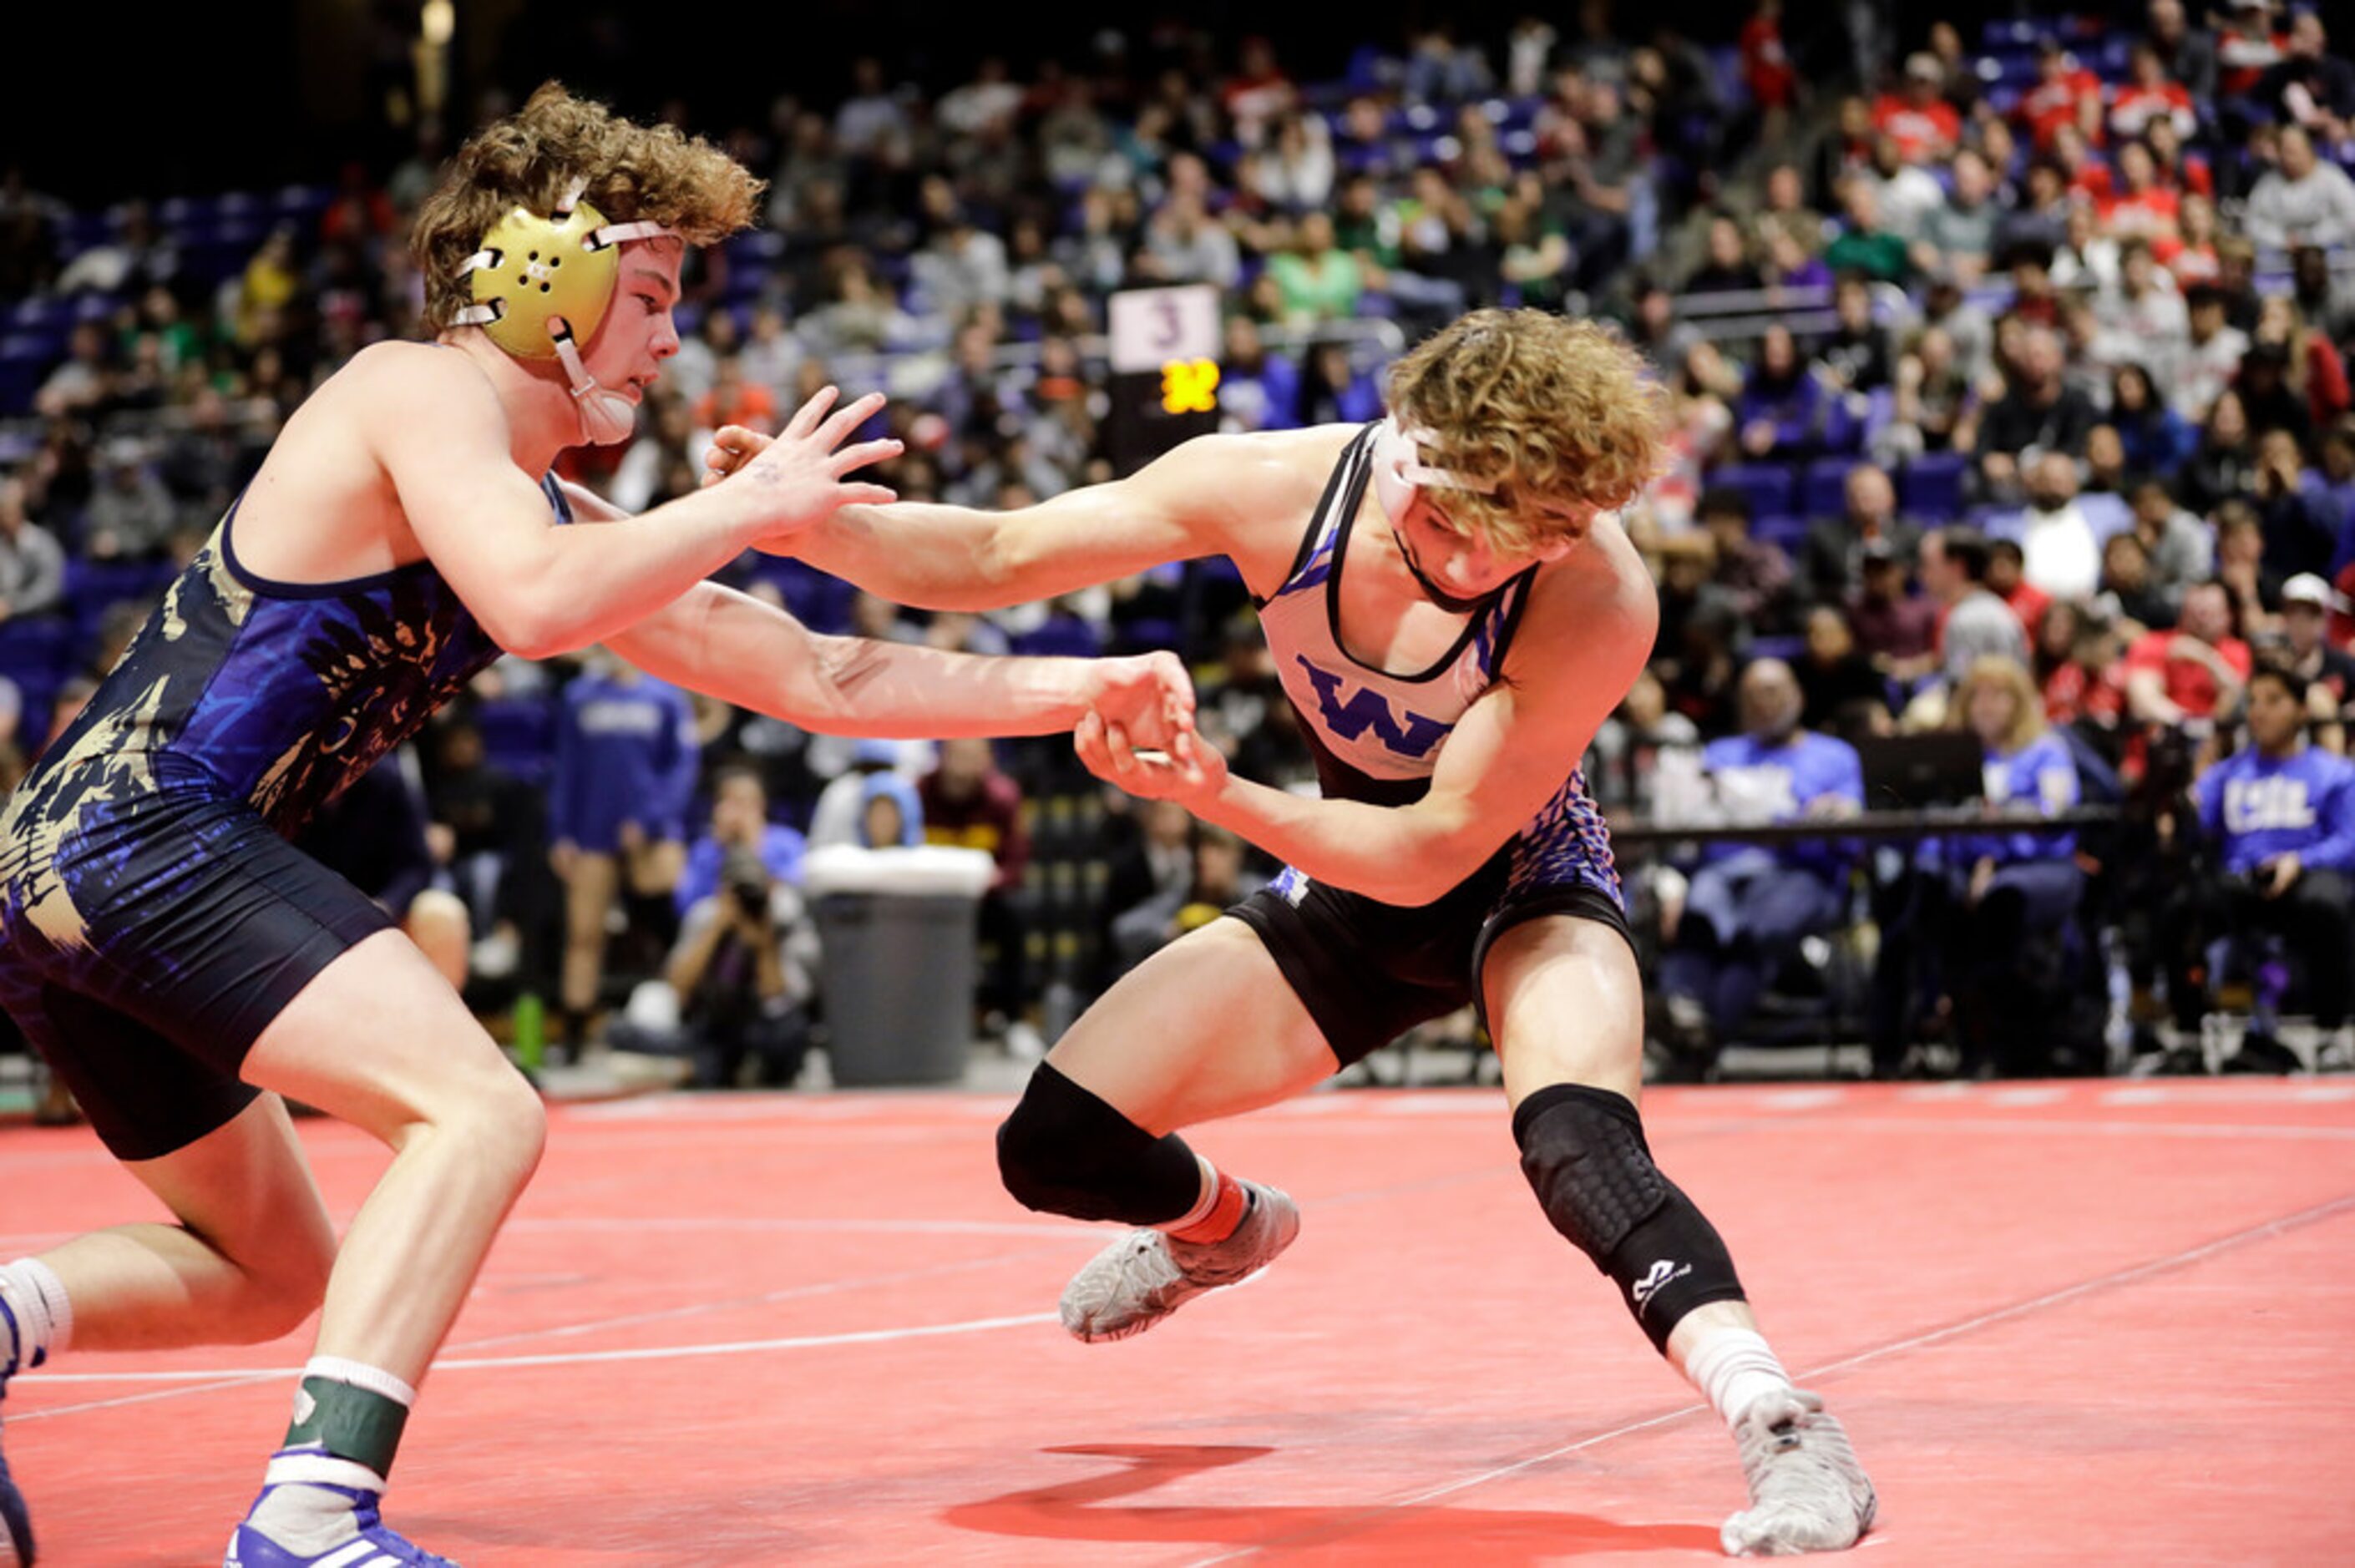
top-left (413, 83), bottom-right (764, 333)
top-left (1385, 310), bottom-right (1669, 554)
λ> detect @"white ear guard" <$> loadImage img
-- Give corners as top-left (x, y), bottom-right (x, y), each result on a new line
top-left (1371, 417), bottom-right (1496, 525)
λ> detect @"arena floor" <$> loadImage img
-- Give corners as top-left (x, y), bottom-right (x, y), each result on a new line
top-left (5, 1079), bottom-right (2352, 1565)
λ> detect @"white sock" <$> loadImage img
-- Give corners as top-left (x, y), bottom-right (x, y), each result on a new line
top-left (1683, 1325), bottom-right (1796, 1430)
top-left (0, 1257), bottom-right (71, 1371)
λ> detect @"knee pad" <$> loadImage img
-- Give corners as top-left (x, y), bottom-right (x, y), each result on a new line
top-left (1512, 1084), bottom-right (1746, 1352)
top-left (995, 1062), bottom-right (1204, 1225)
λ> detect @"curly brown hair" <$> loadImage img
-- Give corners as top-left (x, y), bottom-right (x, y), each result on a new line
top-left (413, 83), bottom-right (764, 333)
top-left (1385, 309), bottom-right (1670, 554)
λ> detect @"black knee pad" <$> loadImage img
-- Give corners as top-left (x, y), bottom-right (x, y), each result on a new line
top-left (1513, 1084), bottom-right (1747, 1353)
top-left (995, 1062), bottom-right (1204, 1225)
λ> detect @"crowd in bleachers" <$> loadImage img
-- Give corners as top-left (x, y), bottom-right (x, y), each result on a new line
top-left (3, 4), bottom-right (2354, 1090)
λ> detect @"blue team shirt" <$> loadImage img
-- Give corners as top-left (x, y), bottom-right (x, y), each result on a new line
top-left (1702, 731), bottom-right (1865, 876)
top-left (1955, 731), bottom-right (2081, 867)
top-left (2195, 746), bottom-right (2355, 876)
top-left (549, 671), bottom-right (699, 851)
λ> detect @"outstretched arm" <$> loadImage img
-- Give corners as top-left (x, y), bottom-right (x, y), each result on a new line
top-left (556, 479), bottom-right (1197, 745)
top-left (372, 346), bottom-right (899, 657)
top-left (705, 426), bottom-right (1309, 610)
top-left (1079, 550), bottom-right (1659, 906)
top-left (606, 580), bottom-right (1193, 742)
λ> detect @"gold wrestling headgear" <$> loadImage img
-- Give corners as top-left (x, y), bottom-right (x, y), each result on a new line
top-left (452, 176), bottom-right (676, 444)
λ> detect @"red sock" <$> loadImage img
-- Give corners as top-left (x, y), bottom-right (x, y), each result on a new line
top-left (1167, 1170), bottom-right (1249, 1244)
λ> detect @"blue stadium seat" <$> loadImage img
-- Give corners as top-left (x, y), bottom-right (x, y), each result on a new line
top-left (1746, 634), bottom-right (1807, 665)
top-left (1900, 453), bottom-right (1968, 519)
top-left (1800, 458), bottom-right (1853, 519)
top-left (1753, 514), bottom-right (1811, 557)
top-left (0, 337), bottom-right (53, 417)
top-left (1709, 462), bottom-right (1796, 518)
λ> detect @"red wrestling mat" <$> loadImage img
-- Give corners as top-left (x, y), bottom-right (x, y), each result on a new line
top-left (5, 1079), bottom-right (2352, 1565)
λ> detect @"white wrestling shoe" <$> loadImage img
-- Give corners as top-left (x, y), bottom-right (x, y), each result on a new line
top-left (1059, 1182), bottom-right (1300, 1343)
top-left (1720, 1389), bottom-right (1876, 1556)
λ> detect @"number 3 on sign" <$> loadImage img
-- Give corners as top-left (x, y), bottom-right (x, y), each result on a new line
top-left (1161, 357), bottom-right (1220, 415)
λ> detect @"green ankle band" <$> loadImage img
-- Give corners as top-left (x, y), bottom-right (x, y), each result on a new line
top-left (284, 1374), bottom-right (410, 1478)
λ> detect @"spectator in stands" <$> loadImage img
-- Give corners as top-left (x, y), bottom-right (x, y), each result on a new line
top-left (1659, 658), bottom-right (1862, 1069)
top-left (420, 714), bottom-right (546, 986)
top-left (2037, 599), bottom-right (2127, 726)
top-left (2098, 241), bottom-right (2190, 389)
top-left (550, 656), bottom-right (699, 1056)
top-left (2168, 665), bottom-right (2355, 1072)
top-left (2218, 498), bottom-right (2285, 635)
top-left (2016, 450), bottom-right (2104, 603)
top-left (854, 769), bottom-right (924, 848)
top-left (82, 441), bottom-right (176, 561)
top-left (1887, 321), bottom-right (1979, 461)
top-left (1824, 177), bottom-right (1911, 284)
top-left (2147, 0), bottom-right (2219, 102)
top-left (1803, 463), bottom-right (1921, 606)
top-left (692, 352), bottom-right (778, 439)
top-left (2113, 42), bottom-right (2200, 144)
top-left (2239, 344), bottom-right (2316, 448)
top-left (1917, 149), bottom-right (1999, 284)
top-left (2126, 579), bottom-right (2254, 728)
top-left (1686, 214), bottom-right (1764, 296)
top-left (0, 478), bottom-right (63, 621)
top-left (2292, 245), bottom-right (2355, 346)
top-left (2099, 530), bottom-right (2175, 631)
top-left (1697, 485), bottom-right (1795, 633)
top-left (2257, 427), bottom-right (2336, 579)
top-left (2257, 12), bottom-right (2354, 139)
top-left (920, 736), bottom-right (1032, 1035)
top-left (2243, 124), bottom-right (2355, 251)
top-left (1104, 797), bottom-right (1194, 937)
top-left (2260, 295), bottom-right (2351, 434)
top-left (1875, 53), bottom-right (1962, 166)
top-left (1988, 538), bottom-right (2054, 637)
top-left (2110, 364), bottom-right (2198, 479)
top-left (2183, 387), bottom-right (2260, 513)
top-left (1976, 326), bottom-right (2099, 502)
top-left (1921, 526), bottom-right (2030, 688)
top-left (676, 762), bottom-right (806, 916)
top-left (1796, 604), bottom-right (1887, 732)
top-left (33, 323), bottom-right (111, 422)
top-left (1266, 212), bottom-right (1362, 327)
top-left (1816, 272), bottom-right (1893, 394)
top-left (1938, 653), bottom-right (2086, 1076)
top-left (1848, 540), bottom-right (1939, 677)
top-left (2277, 574), bottom-right (2355, 712)
top-left (1109, 822), bottom-right (1263, 979)
top-left (1735, 323), bottom-right (1844, 461)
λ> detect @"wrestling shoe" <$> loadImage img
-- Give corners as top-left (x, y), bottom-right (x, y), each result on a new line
top-left (1, 1297), bottom-right (34, 1565)
top-left (1060, 1182), bottom-right (1299, 1343)
top-left (1720, 1389), bottom-right (1876, 1556)
top-left (224, 1485), bottom-right (457, 1568)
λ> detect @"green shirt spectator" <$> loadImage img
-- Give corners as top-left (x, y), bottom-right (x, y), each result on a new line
top-left (1265, 215), bottom-right (1364, 326)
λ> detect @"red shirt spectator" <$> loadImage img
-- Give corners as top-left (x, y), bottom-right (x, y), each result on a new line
top-left (919, 737), bottom-right (1029, 893)
top-left (2217, 18), bottom-right (2287, 98)
top-left (2109, 46), bottom-right (2198, 142)
top-left (1873, 57), bottom-right (1961, 164)
top-left (2020, 48), bottom-right (2105, 151)
top-left (2043, 658), bottom-right (2126, 725)
top-left (2123, 624), bottom-right (2253, 718)
top-left (1741, 3), bottom-right (1799, 112)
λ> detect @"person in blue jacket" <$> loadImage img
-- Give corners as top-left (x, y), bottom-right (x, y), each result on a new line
top-left (1938, 654), bottom-right (2083, 1076)
top-left (2172, 665), bottom-right (2355, 1071)
top-left (674, 762), bottom-right (807, 917)
top-left (549, 651), bottom-right (701, 1055)
top-left (1660, 658), bottom-right (1862, 1069)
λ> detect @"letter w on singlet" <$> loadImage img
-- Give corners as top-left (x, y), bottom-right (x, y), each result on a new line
top-left (1296, 657), bottom-right (1449, 760)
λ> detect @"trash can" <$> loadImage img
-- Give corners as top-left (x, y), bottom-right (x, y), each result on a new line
top-left (802, 844), bottom-right (997, 1086)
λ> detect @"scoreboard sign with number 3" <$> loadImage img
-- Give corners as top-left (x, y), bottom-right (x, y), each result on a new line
top-left (1106, 285), bottom-right (1223, 475)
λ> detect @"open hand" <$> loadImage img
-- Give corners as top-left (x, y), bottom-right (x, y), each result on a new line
top-left (717, 387), bottom-right (902, 552)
